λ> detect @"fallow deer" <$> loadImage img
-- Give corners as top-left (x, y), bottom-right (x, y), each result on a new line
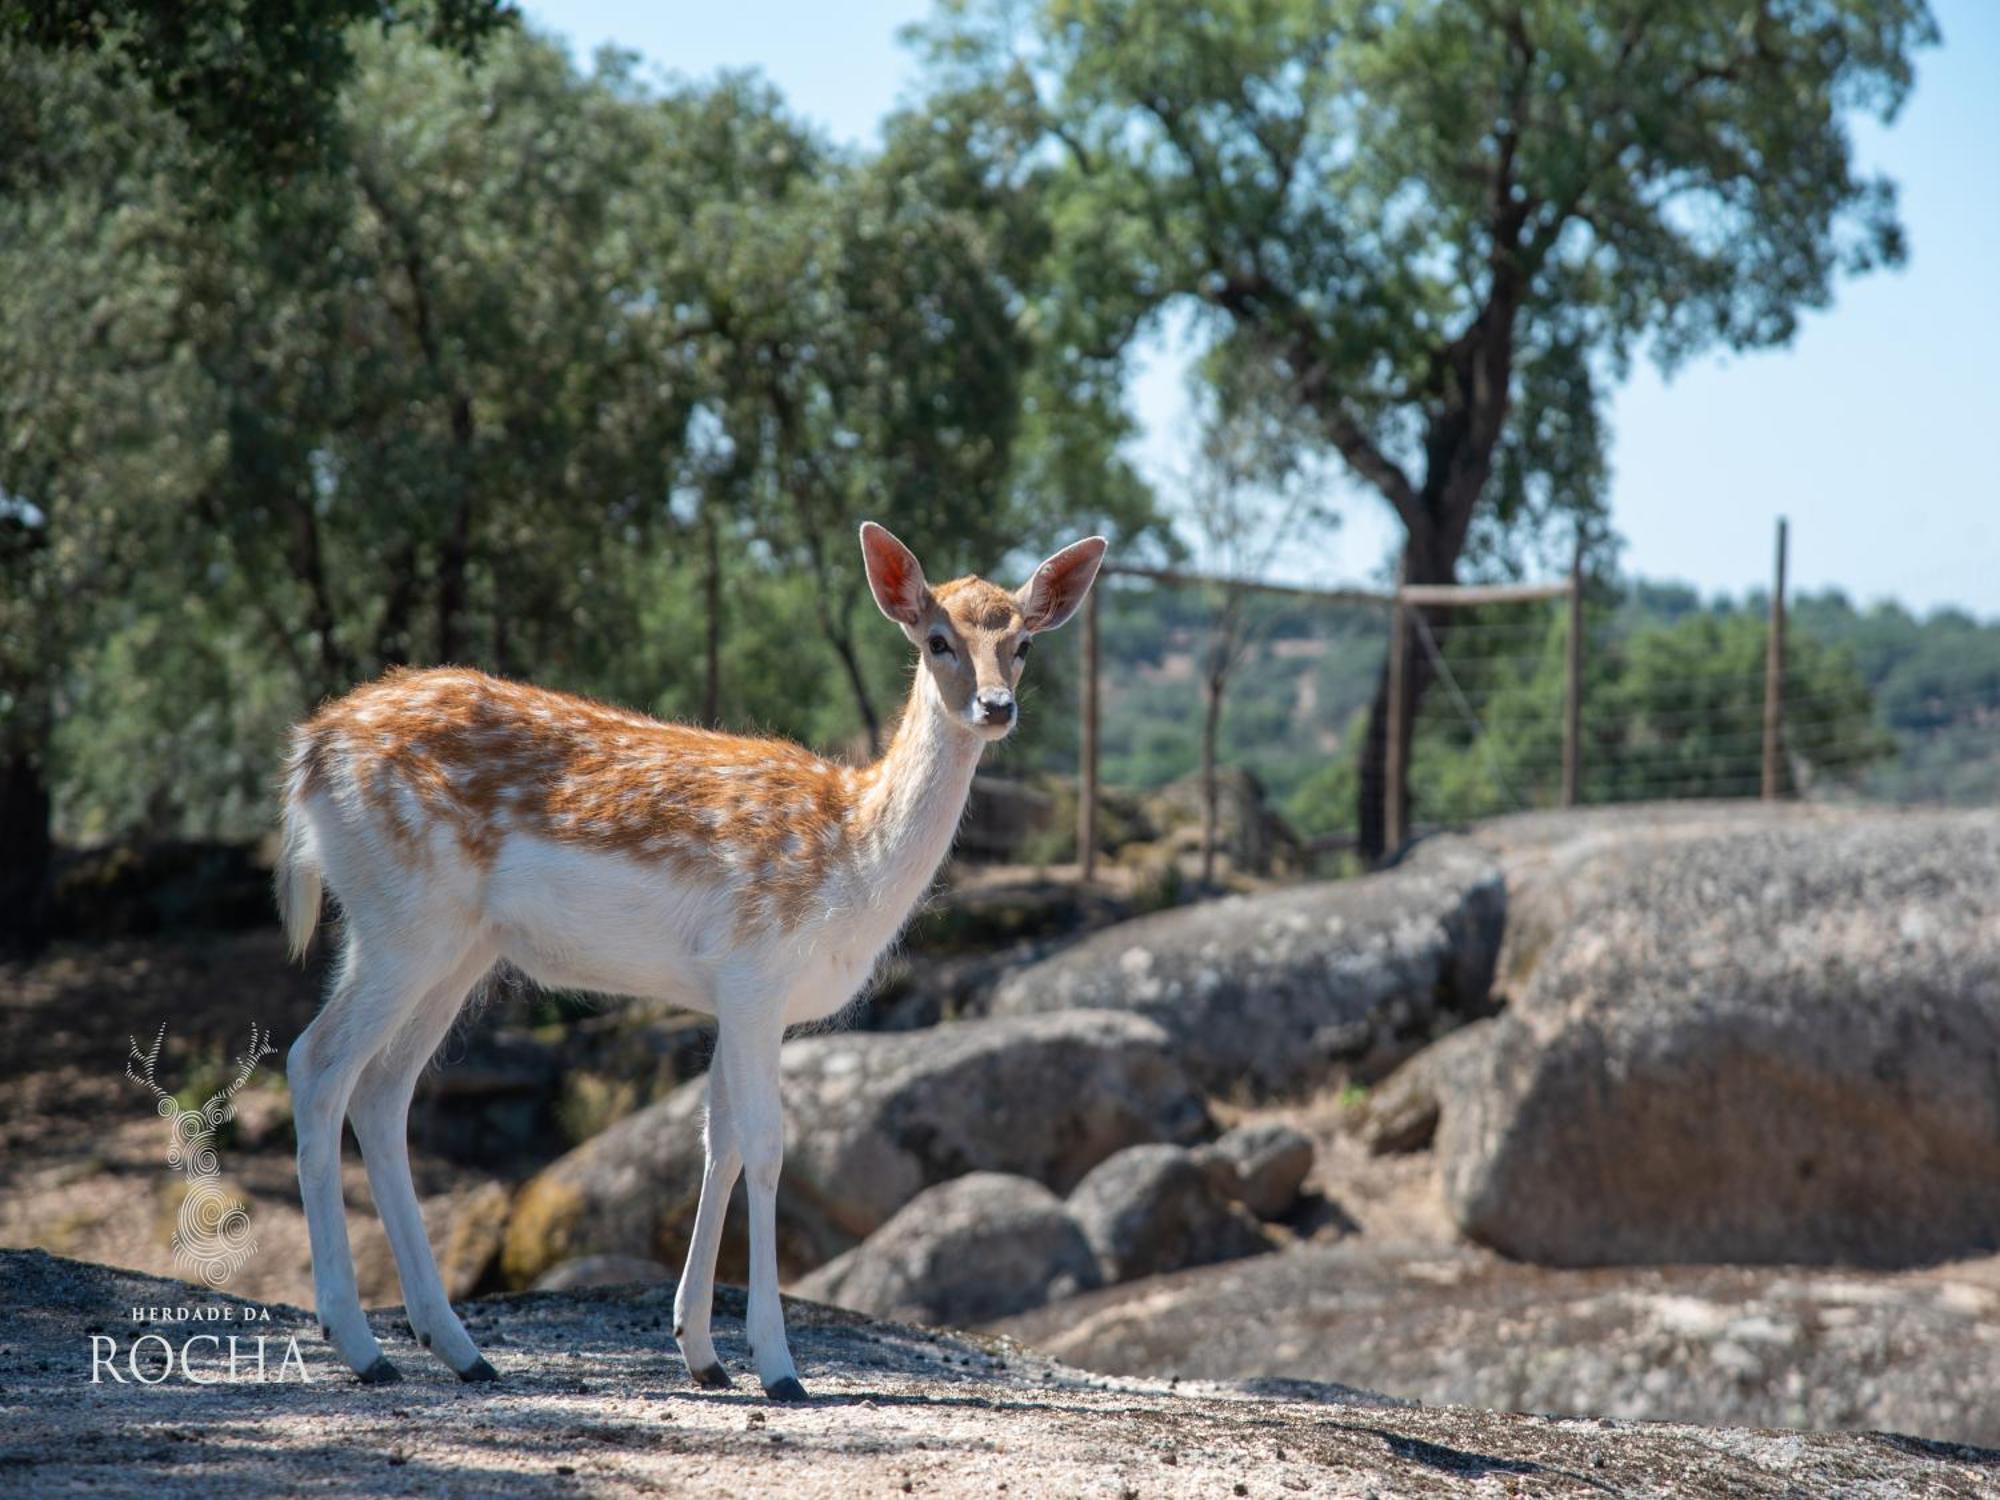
top-left (279, 522), bottom-right (1105, 1399)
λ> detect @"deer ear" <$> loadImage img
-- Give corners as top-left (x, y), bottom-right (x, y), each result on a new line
top-left (1016, 536), bottom-right (1107, 633)
top-left (859, 522), bottom-right (932, 627)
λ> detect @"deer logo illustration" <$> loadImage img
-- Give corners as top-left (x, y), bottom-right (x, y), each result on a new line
top-left (126, 1024), bottom-right (276, 1287)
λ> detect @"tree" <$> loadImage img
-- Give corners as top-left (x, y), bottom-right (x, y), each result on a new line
top-left (1, 21), bottom-right (1170, 955)
top-left (6, 0), bottom-right (512, 172)
top-left (915, 0), bottom-right (1936, 855)
top-left (1179, 395), bottom-right (1335, 883)
top-left (0, 2), bottom-right (512, 951)
top-left (0, 41), bottom-right (221, 947)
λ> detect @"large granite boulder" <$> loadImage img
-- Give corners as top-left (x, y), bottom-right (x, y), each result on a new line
top-left (793, 1173), bottom-right (1101, 1324)
top-left (994, 1238), bottom-right (2000, 1447)
top-left (502, 1010), bottom-right (1208, 1287)
top-left (988, 836), bottom-right (1505, 1097)
top-left (1066, 1144), bottom-right (1271, 1283)
top-left (1438, 811), bottom-right (2000, 1267)
top-left (1464, 801), bottom-right (1871, 998)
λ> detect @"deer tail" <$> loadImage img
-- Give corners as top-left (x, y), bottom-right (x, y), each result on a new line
top-left (276, 741), bottom-right (325, 963)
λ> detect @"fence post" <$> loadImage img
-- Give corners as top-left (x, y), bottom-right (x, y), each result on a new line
top-left (1078, 581), bottom-right (1101, 881)
top-left (1385, 563), bottom-right (1409, 854)
top-left (1562, 531), bottom-right (1584, 807)
top-left (1762, 517), bottom-right (1788, 800)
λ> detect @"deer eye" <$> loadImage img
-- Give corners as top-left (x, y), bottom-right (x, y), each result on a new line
top-left (928, 634), bottom-right (954, 657)
top-left (1015, 637), bottom-right (1032, 659)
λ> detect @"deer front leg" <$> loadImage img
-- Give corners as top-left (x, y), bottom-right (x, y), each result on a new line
top-left (712, 1002), bottom-right (803, 1401)
top-left (674, 1061), bottom-right (739, 1389)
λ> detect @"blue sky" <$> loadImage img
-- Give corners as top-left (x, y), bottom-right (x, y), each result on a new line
top-left (528, 1), bottom-right (2000, 618)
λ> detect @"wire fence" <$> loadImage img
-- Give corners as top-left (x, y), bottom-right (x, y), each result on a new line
top-left (1069, 557), bottom-right (2000, 877)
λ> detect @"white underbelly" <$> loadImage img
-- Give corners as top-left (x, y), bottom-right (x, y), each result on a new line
top-left (483, 835), bottom-right (740, 1009)
top-left (476, 833), bottom-right (921, 1028)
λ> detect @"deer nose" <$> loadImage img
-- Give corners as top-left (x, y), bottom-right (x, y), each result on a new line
top-left (976, 689), bottom-right (1016, 725)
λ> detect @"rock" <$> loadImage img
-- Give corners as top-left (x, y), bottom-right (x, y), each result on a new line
top-left (1067, 1144), bottom-right (1271, 1283)
top-left (435, 1180), bottom-right (513, 1297)
top-left (9, 1248), bottom-right (1996, 1497)
top-left (793, 1173), bottom-right (1100, 1324)
top-left (995, 1238), bottom-right (2000, 1449)
top-left (1460, 801), bottom-right (1870, 998)
top-left (1192, 1122), bottom-right (1314, 1218)
top-left (1142, 766), bottom-right (1302, 876)
top-left (1349, 1021), bottom-right (1498, 1156)
top-left (988, 835), bottom-right (1505, 1097)
top-left (1438, 811), bottom-right (2000, 1267)
top-left (532, 1254), bottom-right (675, 1291)
top-left (954, 774), bottom-right (1057, 862)
top-left (351, 1180), bottom-right (511, 1301)
top-left (502, 1010), bottom-right (1208, 1287)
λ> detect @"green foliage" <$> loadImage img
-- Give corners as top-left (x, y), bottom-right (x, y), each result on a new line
top-left (6, 0), bottom-right (514, 172)
top-left (1, 22), bottom-right (1166, 850)
top-left (915, 0), bottom-right (1935, 852)
top-left (912, 0), bottom-right (1934, 543)
top-left (0, 2), bottom-right (1973, 884)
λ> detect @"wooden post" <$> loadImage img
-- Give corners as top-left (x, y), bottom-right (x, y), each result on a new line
top-left (1762, 517), bottom-right (1788, 800)
top-left (1562, 531), bottom-right (1584, 808)
top-left (1384, 562), bottom-right (1409, 855)
top-left (1078, 582), bottom-right (1101, 882)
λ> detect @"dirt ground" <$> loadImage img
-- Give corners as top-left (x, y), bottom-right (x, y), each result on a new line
top-left (0, 931), bottom-right (514, 1308)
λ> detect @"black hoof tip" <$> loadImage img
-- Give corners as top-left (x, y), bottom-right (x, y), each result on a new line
top-left (357, 1357), bottom-right (402, 1386)
top-left (764, 1376), bottom-right (810, 1403)
top-left (459, 1356), bottom-right (499, 1384)
top-left (690, 1362), bottom-right (732, 1390)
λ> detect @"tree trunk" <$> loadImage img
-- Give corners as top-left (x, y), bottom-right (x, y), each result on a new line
top-left (823, 617), bottom-right (882, 755)
top-left (377, 541), bottom-right (421, 669)
top-left (0, 739), bottom-right (53, 956)
top-left (1199, 665), bottom-right (1223, 886)
top-left (287, 487), bottom-right (351, 695)
top-left (703, 512), bottom-right (722, 724)
top-left (1357, 522), bottom-right (1453, 862)
top-left (435, 394), bottom-right (475, 665)
top-left (1199, 590), bottom-right (1249, 886)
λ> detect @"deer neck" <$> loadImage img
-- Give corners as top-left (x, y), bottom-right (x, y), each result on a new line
top-left (849, 668), bottom-right (985, 925)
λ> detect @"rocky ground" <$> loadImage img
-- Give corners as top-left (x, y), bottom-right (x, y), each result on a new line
top-left (997, 1239), bottom-right (2000, 1446)
top-left (6, 1248), bottom-right (1997, 1499)
top-left (11, 801), bottom-right (2000, 1493)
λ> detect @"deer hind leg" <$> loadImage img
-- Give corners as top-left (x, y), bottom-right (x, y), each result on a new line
top-left (288, 928), bottom-right (472, 1382)
top-left (712, 998), bottom-right (803, 1401)
top-left (674, 1059), bottom-right (740, 1388)
top-left (346, 946), bottom-right (496, 1381)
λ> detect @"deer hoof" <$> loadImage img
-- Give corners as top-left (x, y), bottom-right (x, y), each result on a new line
top-left (690, 1362), bottom-right (732, 1390)
top-left (459, 1357), bottom-right (499, 1384)
top-left (763, 1376), bottom-right (809, 1403)
top-left (357, 1357), bottom-right (403, 1386)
